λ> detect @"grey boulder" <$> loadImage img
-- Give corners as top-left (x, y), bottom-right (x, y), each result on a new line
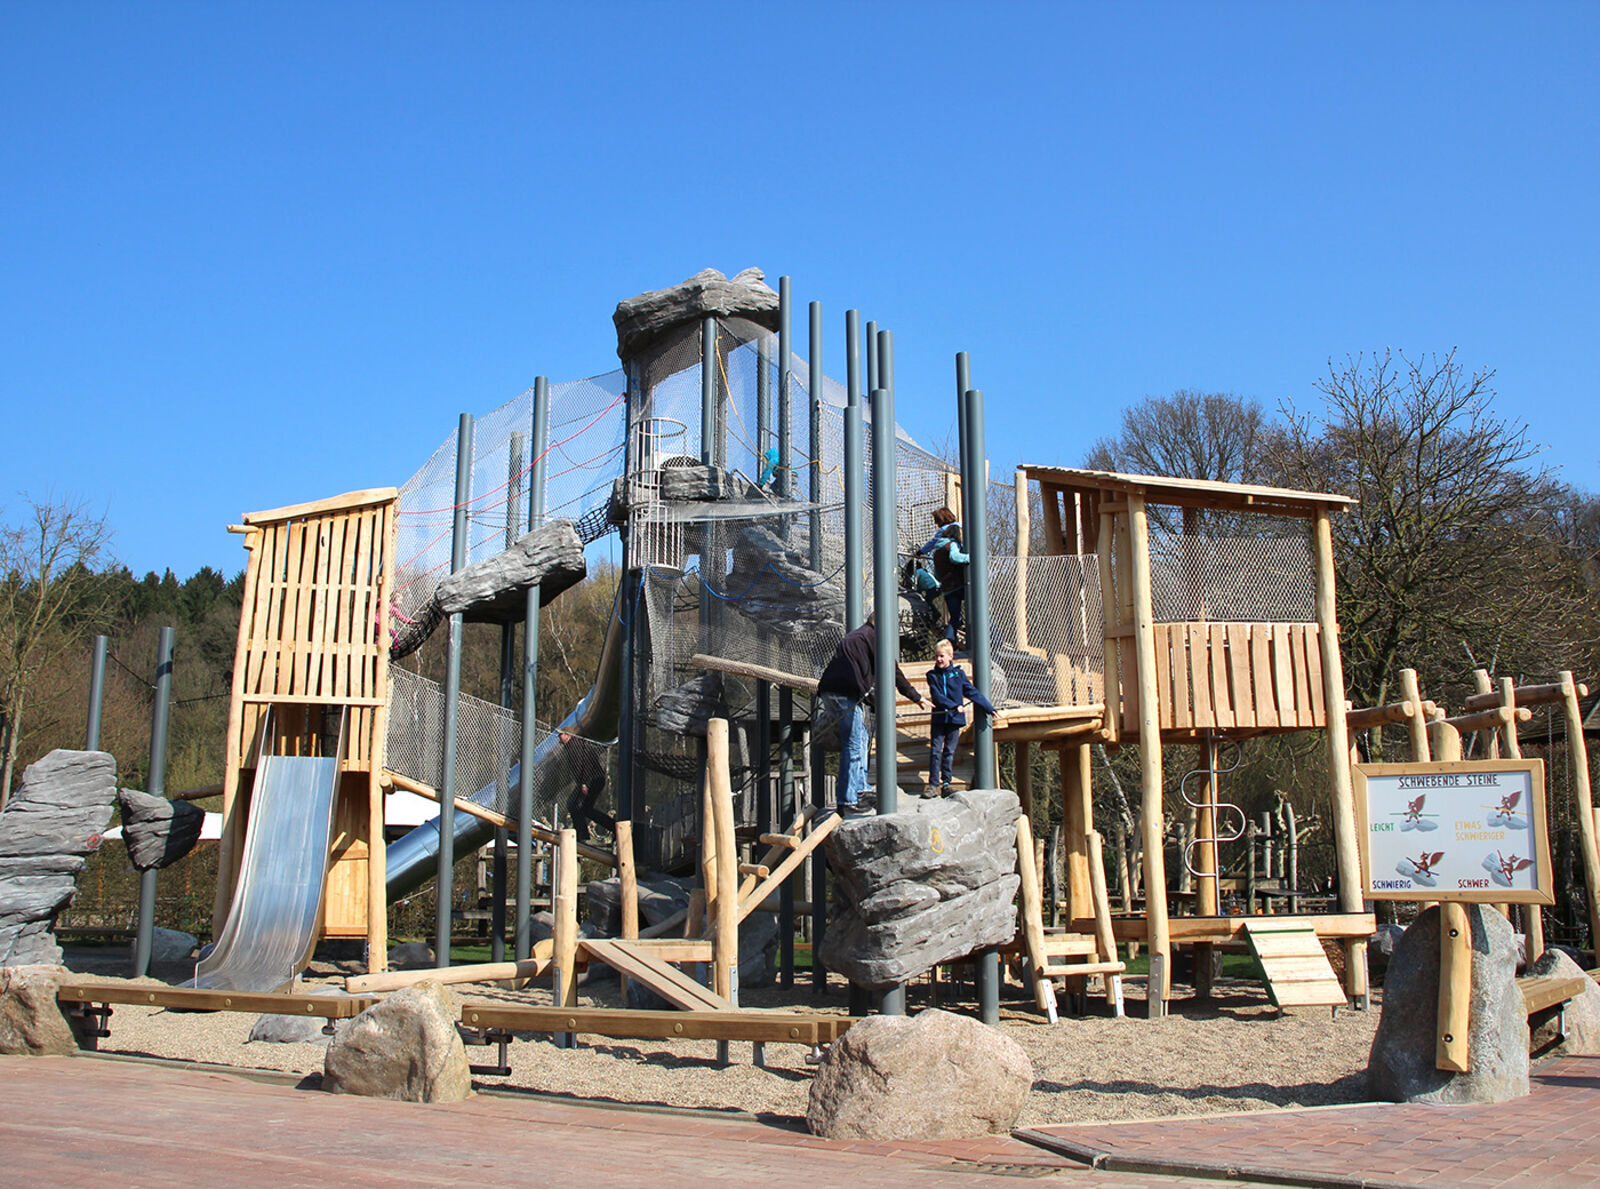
top-left (386, 942), bottom-right (436, 970)
top-left (1368, 904), bottom-right (1529, 1104)
top-left (118, 788), bottom-right (205, 871)
top-left (0, 750), bottom-right (118, 967)
top-left (250, 985), bottom-right (350, 1045)
top-left (150, 928), bottom-right (197, 965)
top-left (613, 267), bottom-right (779, 362)
top-left (807, 1009), bottom-right (1032, 1140)
top-left (0, 964), bottom-right (90, 1055)
top-left (435, 521), bottom-right (586, 623)
top-left (323, 980), bottom-right (471, 1102)
top-left (820, 790), bottom-right (1020, 990)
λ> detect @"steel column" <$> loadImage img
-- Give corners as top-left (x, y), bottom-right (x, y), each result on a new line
top-left (85, 635), bottom-right (107, 750)
top-left (436, 413), bottom-right (474, 967)
top-left (131, 626), bottom-right (173, 978)
top-left (517, 380), bottom-right (550, 961)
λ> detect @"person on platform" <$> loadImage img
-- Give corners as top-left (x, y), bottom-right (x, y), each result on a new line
top-left (816, 611), bottom-right (923, 814)
top-left (916, 506), bottom-right (969, 645)
top-left (923, 638), bottom-right (996, 797)
top-left (558, 729), bottom-right (614, 843)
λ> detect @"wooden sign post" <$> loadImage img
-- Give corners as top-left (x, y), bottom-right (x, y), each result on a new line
top-left (1355, 759), bottom-right (1552, 1073)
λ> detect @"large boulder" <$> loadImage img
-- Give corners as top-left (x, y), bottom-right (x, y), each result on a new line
top-left (434, 520), bottom-right (586, 623)
top-left (149, 928), bottom-right (197, 965)
top-left (820, 790), bottom-right (1020, 990)
top-left (250, 985), bottom-right (350, 1045)
top-left (613, 267), bottom-right (779, 363)
top-left (1368, 904), bottom-right (1529, 1104)
top-left (807, 1009), bottom-right (1032, 1140)
top-left (386, 942), bottom-right (435, 971)
top-left (585, 872), bottom-right (693, 936)
top-left (0, 750), bottom-right (119, 967)
top-left (0, 964), bottom-right (90, 1055)
top-left (118, 789), bottom-right (205, 871)
top-left (723, 525), bottom-right (846, 646)
top-left (323, 980), bottom-right (471, 1102)
top-left (1526, 947), bottom-right (1600, 1057)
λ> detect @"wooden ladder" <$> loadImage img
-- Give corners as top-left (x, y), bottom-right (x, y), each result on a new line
top-left (1016, 815), bottom-right (1125, 1021)
top-left (1241, 919), bottom-right (1346, 1012)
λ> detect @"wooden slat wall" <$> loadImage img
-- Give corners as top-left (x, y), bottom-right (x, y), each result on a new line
top-left (1137, 622), bottom-right (1325, 734)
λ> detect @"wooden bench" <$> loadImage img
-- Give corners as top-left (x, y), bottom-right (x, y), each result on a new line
top-left (457, 1002), bottom-right (854, 1069)
top-left (56, 979), bottom-right (378, 1048)
top-left (1519, 972), bottom-right (1588, 1052)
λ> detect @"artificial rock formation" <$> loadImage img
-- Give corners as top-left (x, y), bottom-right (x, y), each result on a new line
top-left (613, 267), bottom-right (779, 363)
top-left (323, 980), bottom-right (471, 1102)
top-left (0, 964), bottom-right (90, 1055)
top-left (807, 1009), bottom-right (1033, 1140)
top-left (649, 673), bottom-right (727, 738)
top-left (0, 750), bottom-right (119, 967)
top-left (820, 790), bottom-right (1021, 990)
top-left (118, 788), bottom-right (204, 871)
top-left (724, 525), bottom-right (846, 647)
top-left (1368, 904), bottom-right (1529, 1104)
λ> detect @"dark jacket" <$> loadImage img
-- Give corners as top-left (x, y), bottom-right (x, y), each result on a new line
top-left (924, 662), bottom-right (996, 727)
top-left (927, 525), bottom-right (967, 595)
top-left (818, 621), bottom-right (920, 706)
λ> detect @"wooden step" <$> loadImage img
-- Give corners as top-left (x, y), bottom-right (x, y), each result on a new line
top-left (1240, 920), bottom-right (1345, 1010)
top-left (1041, 960), bottom-right (1126, 978)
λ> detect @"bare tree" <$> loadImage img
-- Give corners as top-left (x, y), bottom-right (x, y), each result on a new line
top-left (0, 497), bottom-right (115, 806)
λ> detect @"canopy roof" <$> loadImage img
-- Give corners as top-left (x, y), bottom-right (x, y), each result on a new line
top-left (1017, 465), bottom-right (1356, 519)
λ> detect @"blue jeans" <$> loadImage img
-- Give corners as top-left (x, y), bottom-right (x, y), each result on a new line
top-left (929, 721), bottom-right (961, 786)
top-left (942, 588), bottom-right (965, 643)
top-left (821, 693), bottom-right (868, 805)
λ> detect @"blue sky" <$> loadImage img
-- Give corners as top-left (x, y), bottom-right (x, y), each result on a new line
top-left (3, 3), bottom-right (1596, 578)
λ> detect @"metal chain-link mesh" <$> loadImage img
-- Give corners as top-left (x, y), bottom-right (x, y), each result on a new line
top-left (1148, 529), bottom-right (1315, 623)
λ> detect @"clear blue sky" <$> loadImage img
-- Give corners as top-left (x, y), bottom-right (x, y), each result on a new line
top-left (4, 3), bottom-right (1596, 578)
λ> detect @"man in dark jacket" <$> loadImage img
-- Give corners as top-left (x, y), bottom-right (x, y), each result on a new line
top-left (817, 611), bottom-right (922, 812)
top-left (559, 730), bottom-right (614, 843)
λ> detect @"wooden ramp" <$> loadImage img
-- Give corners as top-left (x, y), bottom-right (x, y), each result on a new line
top-left (580, 938), bottom-right (734, 1012)
top-left (1241, 919), bottom-right (1346, 1010)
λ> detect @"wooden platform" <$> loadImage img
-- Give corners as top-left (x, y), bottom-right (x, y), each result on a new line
top-left (1240, 919), bottom-right (1346, 1010)
top-left (56, 980), bottom-right (379, 1018)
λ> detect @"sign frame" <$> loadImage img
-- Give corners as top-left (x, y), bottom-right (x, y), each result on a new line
top-left (1353, 759), bottom-right (1552, 906)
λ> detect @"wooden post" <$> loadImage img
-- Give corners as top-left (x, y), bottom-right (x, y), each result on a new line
top-left (1087, 830), bottom-right (1125, 1016)
top-left (1062, 743), bottom-right (1092, 921)
top-left (553, 828), bottom-right (579, 1009)
top-left (1430, 718), bottom-right (1463, 762)
top-left (617, 820), bottom-right (638, 999)
top-left (1126, 493), bottom-right (1170, 1002)
top-left (1561, 672), bottom-right (1600, 959)
top-left (1014, 468), bottom-right (1031, 649)
top-left (1016, 814), bottom-right (1058, 1020)
top-left (708, 718), bottom-right (739, 1002)
top-left (1016, 740), bottom-right (1033, 822)
top-left (1400, 668), bottom-right (1431, 762)
top-left (1493, 678), bottom-right (1543, 960)
top-left (1437, 902), bottom-right (1472, 1072)
top-left (1097, 509), bottom-right (1121, 743)
top-left (1313, 509), bottom-right (1366, 1004)
top-left (1194, 739), bottom-right (1221, 999)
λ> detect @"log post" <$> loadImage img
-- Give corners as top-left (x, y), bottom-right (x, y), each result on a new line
top-left (1016, 739), bottom-right (1033, 822)
top-left (1561, 672), bottom-right (1600, 958)
top-left (1127, 493), bottom-right (1170, 1004)
top-left (1314, 508), bottom-right (1365, 1005)
top-left (708, 718), bottom-right (739, 1003)
top-left (553, 828), bottom-right (579, 1013)
top-left (1016, 814), bottom-right (1058, 1020)
top-left (1400, 668), bottom-right (1431, 762)
top-left (1063, 742), bottom-right (1092, 921)
top-left (1437, 902), bottom-right (1472, 1072)
top-left (617, 819), bottom-right (638, 999)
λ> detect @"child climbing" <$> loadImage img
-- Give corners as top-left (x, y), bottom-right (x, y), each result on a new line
top-left (916, 506), bottom-right (968, 645)
top-left (923, 638), bottom-right (995, 797)
top-left (558, 730), bottom-right (615, 843)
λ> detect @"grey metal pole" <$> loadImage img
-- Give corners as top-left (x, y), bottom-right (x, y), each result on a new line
top-left (517, 379), bottom-right (550, 962)
top-left (844, 311), bottom-right (866, 630)
top-left (85, 635), bottom-right (108, 750)
top-left (131, 626), bottom-right (174, 978)
top-left (865, 320), bottom-right (878, 397)
top-left (491, 433), bottom-right (526, 965)
top-left (955, 354), bottom-right (971, 521)
top-left (808, 300), bottom-right (824, 571)
top-left (757, 333), bottom-right (772, 480)
top-left (960, 386), bottom-right (1001, 1025)
top-left (701, 317), bottom-right (717, 466)
top-left (870, 380), bottom-right (906, 1017)
top-left (436, 412), bottom-right (474, 968)
top-left (778, 277), bottom-right (792, 499)
top-left (617, 366), bottom-right (639, 824)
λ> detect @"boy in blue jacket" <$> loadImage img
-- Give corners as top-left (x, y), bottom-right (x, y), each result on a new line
top-left (924, 638), bottom-right (996, 796)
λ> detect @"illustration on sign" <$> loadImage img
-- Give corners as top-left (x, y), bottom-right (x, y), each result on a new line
top-left (1354, 760), bottom-right (1551, 904)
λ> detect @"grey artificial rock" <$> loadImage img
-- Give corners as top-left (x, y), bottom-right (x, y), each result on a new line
top-left (723, 524), bottom-right (846, 646)
top-left (118, 788), bottom-right (205, 871)
top-left (585, 872), bottom-right (693, 936)
top-left (806, 1008), bottom-right (1033, 1141)
top-left (323, 980), bottom-right (471, 1102)
top-left (387, 941), bottom-right (435, 970)
top-left (1368, 922), bottom-right (1406, 983)
top-left (658, 463), bottom-right (759, 503)
top-left (613, 267), bottom-right (779, 362)
top-left (820, 790), bottom-right (1021, 990)
top-left (149, 928), bottom-right (197, 965)
top-left (434, 521), bottom-right (586, 623)
top-left (1367, 904), bottom-right (1529, 1104)
top-left (0, 750), bottom-right (118, 968)
top-left (649, 673), bottom-right (726, 737)
top-left (250, 985), bottom-right (350, 1045)
top-left (0, 964), bottom-right (90, 1055)
top-left (1525, 947), bottom-right (1600, 1057)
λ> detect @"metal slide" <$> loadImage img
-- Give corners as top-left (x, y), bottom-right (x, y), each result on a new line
top-left (189, 724), bottom-right (345, 992)
top-left (384, 603), bottom-right (626, 899)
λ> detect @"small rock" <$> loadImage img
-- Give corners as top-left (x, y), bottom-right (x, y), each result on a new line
top-left (1526, 948), bottom-right (1600, 1057)
top-left (250, 985), bottom-right (349, 1045)
top-left (150, 928), bottom-right (197, 965)
top-left (387, 942), bottom-right (435, 970)
top-left (323, 980), bottom-right (471, 1102)
top-left (1368, 905), bottom-right (1529, 1104)
top-left (807, 1009), bottom-right (1032, 1140)
top-left (0, 964), bottom-right (90, 1055)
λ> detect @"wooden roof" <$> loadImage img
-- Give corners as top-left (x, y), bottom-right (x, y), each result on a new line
top-left (1017, 466), bottom-right (1356, 518)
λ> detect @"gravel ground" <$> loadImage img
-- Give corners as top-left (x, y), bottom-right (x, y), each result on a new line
top-left (62, 948), bottom-right (1380, 1126)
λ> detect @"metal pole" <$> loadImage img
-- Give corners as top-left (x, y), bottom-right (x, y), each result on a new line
top-left (85, 635), bottom-right (107, 750)
top-left (490, 433), bottom-right (526, 965)
top-left (518, 379), bottom-right (549, 962)
top-left (955, 354), bottom-right (971, 522)
top-left (961, 385), bottom-right (1001, 1024)
top-left (808, 300), bottom-right (824, 571)
top-left (131, 626), bottom-right (174, 978)
top-left (778, 276), bottom-right (792, 499)
top-left (865, 320), bottom-right (878, 397)
top-left (757, 333), bottom-right (772, 480)
top-left (778, 686), bottom-right (795, 986)
top-left (871, 374), bottom-right (905, 1016)
top-left (436, 412), bottom-right (474, 968)
top-left (844, 311), bottom-right (866, 630)
top-left (617, 367), bottom-right (639, 824)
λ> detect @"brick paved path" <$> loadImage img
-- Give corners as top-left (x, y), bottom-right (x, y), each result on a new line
top-left (1, 1054), bottom-right (1271, 1189)
top-left (1021, 1055), bottom-right (1600, 1189)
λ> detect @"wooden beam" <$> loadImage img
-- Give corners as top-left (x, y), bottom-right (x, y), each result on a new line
top-left (1464, 680), bottom-right (1589, 713)
top-left (1127, 493), bottom-right (1170, 1002)
top-left (690, 653), bottom-right (818, 693)
top-left (553, 829), bottom-right (579, 1008)
top-left (241, 487), bottom-right (400, 526)
top-left (617, 819), bottom-right (638, 999)
top-left (1561, 671), bottom-right (1600, 962)
top-left (1062, 743), bottom-right (1092, 921)
top-left (1399, 669), bottom-right (1432, 762)
top-left (1087, 912), bottom-right (1377, 944)
top-left (58, 982), bottom-right (378, 1018)
top-left (346, 945), bottom-right (553, 994)
top-left (735, 812), bottom-right (838, 924)
top-left (1437, 902), bottom-right (1472, 1072)
top-left (1015, 814), bottom-right (1058, 1020)
top-left (1014, 468), bottom-right (1032, 648)
top-left (459, 1003), bottom-right (853, 1045)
